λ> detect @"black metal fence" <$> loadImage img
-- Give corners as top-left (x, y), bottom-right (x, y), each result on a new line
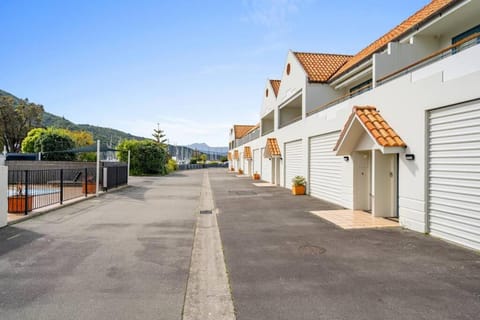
top-left (8, 164), bottom-right (128, 215)
top-left (177, 162), bottom-right (228, 170)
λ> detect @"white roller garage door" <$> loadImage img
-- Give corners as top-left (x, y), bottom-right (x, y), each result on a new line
top-left (261, 147), bottom-right (271, 183)
top-left (309, 131), bottom-right (343, 206)
top-left (253, 149), bottom-right (261, 175)
top-left (428, 100), bottom-right (480, 250)
top-left (285, 140), bottom-right (303, 188)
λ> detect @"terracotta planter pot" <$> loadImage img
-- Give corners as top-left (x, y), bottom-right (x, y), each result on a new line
top-left (82, 182), bottom-right (96, 194)
top-left (253, 173), bottom-right (261, 180)
top-left (238, 169), bottom-right (244, 175)
top-left (8, 195), bottom-right (33, 213)
top-left (292, 185), bottom-right (305, 195)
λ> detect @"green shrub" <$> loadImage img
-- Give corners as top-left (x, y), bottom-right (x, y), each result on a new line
top-left (166, 159), bottom-right (178, 173)
top-left (117, 139), bottom-right (168, 175)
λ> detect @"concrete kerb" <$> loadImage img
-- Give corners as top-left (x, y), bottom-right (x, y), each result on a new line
top-left (4, 184), bottom-right (130, 227)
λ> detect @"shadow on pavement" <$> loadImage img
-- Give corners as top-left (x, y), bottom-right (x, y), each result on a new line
top-left (0, 226), bottom-right (44, 257)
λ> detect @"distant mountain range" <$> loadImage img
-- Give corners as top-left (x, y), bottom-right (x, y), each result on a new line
top-left (1, 89), bottom-right (228, 151)
top-left (0, 89), bottom-right (145, 146)
top-left (187, 143), bottom-right (228, 154)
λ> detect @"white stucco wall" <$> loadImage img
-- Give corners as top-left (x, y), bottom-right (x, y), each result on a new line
top-left (373, 36), bottom-right (440, 82)
top-left (233, 44), bottom-right (480, 234)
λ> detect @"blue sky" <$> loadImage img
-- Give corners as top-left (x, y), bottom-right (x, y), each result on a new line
top-left (0, 0), bottom-right (429, 147)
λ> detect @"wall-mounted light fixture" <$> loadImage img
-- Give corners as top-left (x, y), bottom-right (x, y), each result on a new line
top-left (405, 154), bottom-right (415, 161)
top-left (343, 156), bottom-right (349, 161)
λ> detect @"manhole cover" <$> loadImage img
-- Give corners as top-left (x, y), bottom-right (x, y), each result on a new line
top-left (228, 190), bottom-right (257, 196)
top-left (298, 245), bottom-right (326, 256)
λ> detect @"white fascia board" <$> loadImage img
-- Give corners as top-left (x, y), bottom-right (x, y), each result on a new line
top-left (334, 118), bottom-right (356, 156)
top-left (330, 59), bottom-right (372, 88)
top-left (278, 88), bottom-right (302, 110)
top-left (333, 64), bottom-right (373, 90)
top-left (381, 146), bottom-right (405, 154)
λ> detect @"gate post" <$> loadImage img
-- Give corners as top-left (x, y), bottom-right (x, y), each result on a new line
top-left (0, 166), bottom-right (8, 227)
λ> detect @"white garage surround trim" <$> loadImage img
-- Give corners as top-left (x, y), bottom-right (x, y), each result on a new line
top-left (284, 139), bottom-right (303, 188)
top-left (309, 131), bottom-right (343, 206)
top-left (427, 99), bottom-right (480, 251)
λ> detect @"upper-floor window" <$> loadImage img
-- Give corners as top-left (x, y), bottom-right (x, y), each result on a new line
top-left (452, 24), bottom-right (480, 53)
top-left (349, 79), bottom-right (372, 96)
top-left (286, 63), bottom-right (291, 75)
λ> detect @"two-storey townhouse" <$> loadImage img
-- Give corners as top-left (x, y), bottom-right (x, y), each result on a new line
top-left (230, 0), bottom-right (480, 250)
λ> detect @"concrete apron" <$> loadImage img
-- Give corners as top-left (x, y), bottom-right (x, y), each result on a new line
top-left (183, 171), bottom-right (236, 320)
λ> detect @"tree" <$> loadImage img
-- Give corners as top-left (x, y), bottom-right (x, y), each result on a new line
top-left (22, 128), bottom-right (96, 161)
top-left (118, 139), bottom-right (168, 175)
top-left (0, 96), bottom-right (43, 152)
top-left (199, 154), bottom-right (207, 163)
top-left (35, 130), bottom-right (75, 161)
top-left (21, 128), bottom-right (46, 153)
top-left (152, 124), bottom-right (167, 144)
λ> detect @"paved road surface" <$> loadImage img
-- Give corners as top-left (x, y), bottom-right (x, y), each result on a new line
top-left (1, 168), bottom-right (480, 320)
top-left (0, 171), bottom-right (203, 320)
top-left (210, 169), bottom-right (480, 320)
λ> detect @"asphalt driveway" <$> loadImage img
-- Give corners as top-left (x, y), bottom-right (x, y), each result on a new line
top-left (0, 171), bottom-right (203, 320)
top-left (210, 168), bottom-right (480, 320)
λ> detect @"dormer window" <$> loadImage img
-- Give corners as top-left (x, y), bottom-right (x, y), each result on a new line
top-left (286, 63), bottom-right (291, 75)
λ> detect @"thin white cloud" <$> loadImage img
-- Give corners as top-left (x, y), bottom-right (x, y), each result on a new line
top-left (241, 0), bottom-right (304, 29)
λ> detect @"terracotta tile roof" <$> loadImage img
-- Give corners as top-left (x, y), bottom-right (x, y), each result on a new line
top-left (233, 150), bottom-right (239, 160)
top-left (264, 138), bottom-right (282, 158)
top-left (269, 80), bottom-right (281, 96)
top-left (244, 146), bottom-right (252, 159)
top-left (330, 0), bottom-right (456, 81)
top-left (234, 125), bottom-right (256, 139)
top-left (335, 106), bottom-right (406, 151)
top-left (293, 52), bottom-right (352, 83)
top-left (245, 123), bottom-right (260, 135)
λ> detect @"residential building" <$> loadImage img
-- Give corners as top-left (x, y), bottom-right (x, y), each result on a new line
top-left (228, 0), bottom-right (480, 250)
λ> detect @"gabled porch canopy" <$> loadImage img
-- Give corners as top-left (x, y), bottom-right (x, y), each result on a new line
top-left (244, 146), bottom-right (252, 160)
top-left (334, 106), bottom-right (406, 155)
top-left (264, 138), bottom-right (282, 159)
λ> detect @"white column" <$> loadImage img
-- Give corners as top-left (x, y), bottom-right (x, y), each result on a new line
top-left (0, 166), bottom-right (8, 227)
top-left (96, 140), bottom-right (100, 197)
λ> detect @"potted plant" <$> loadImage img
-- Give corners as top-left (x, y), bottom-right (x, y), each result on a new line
top-left (291, 176), bottom-right (306, 195)
top-left (8, 184), bottom-right (33, 213)
top-left (82, 175), bottom-right (96, 194)
top-left (253, 172), bottom-right (261, 180)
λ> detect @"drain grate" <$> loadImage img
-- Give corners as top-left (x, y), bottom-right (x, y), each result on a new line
top-left (298, 245), bottom-right (326, 256)
top-left (200, 210), bottom-right (212, 214)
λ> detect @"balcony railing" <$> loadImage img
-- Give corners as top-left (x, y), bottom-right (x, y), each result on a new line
top-left (278, 115), bottom-right (302, 129)
top-left (237, 128), bottom-right (260, 146)
top-left (306, 83), bottom-right (372, 117)
top-left (306, 32), bottom-right (479, 117)
top-left (377, 32), bottom-right (480, 85)
top-left (261, 128), bottom-right (274, 136)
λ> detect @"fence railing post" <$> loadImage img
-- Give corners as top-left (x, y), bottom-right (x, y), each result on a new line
top-left (24, 170), bottom-right (29, 215)
top-left (84, 167), bottom-right (88, 197)
top-left (60, 169), bottom-right (64, 205)
top-left (0, 166), bottom-right (7, 227)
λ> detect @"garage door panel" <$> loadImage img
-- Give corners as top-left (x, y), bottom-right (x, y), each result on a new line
top-left (253, 149), bottom-right (260, 174)
top-left (428, 101), bottom-right (480, 250)
top-left (309, 131), bottom-right (343, 206)
top-left (285, 140), bottom-right (302, 188)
